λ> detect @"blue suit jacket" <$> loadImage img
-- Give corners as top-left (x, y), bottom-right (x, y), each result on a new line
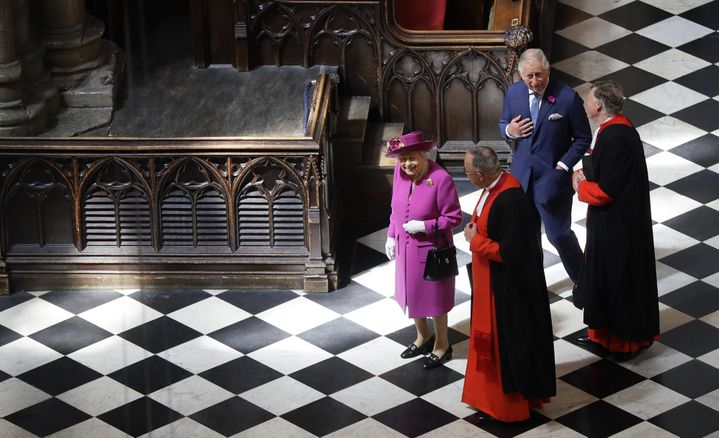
top-left (499, 78), bottom-right (591, 204)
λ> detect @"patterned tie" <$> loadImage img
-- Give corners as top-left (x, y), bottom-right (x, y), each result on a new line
top-left (530, 92), bottom-right (540, 125)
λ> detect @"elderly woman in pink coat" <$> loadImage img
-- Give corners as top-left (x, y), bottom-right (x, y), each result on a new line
top-left (385, 131), bottom-right (462, 369)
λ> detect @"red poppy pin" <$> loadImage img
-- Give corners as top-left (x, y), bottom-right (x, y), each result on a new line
top-left (547, 95), bottom-right (556, 104)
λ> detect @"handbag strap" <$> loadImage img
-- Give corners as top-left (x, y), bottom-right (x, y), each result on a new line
top-left (433, 219), bottom-right (449, 248)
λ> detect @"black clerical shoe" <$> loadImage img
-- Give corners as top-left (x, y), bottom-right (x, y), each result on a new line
top-left (473, 410), bottom-right (494, 424)
top-left (400, 337), bottom-right (434, 359)
top-left (575, 335), bottom-right (595, 345)
top-left (422, 346), bottom-right (452, 369)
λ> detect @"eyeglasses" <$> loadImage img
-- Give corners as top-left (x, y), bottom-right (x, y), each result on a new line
top-left (464, 169), bottom-right (481, 175)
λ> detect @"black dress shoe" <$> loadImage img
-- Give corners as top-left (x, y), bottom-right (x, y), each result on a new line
top-left (473, 410), bottom-right (494, 423)
top-left (422, 346), bottom-right (452, 369)
top-left (575, 335), bottom-right (594, 345)
top-left (400, 337), bottom-right (434, 359)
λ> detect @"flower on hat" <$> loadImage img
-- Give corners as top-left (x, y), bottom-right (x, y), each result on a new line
top-left (547, 95), bottom-right (556, 104)
top-left (386, 137), bottom-right (404, 155)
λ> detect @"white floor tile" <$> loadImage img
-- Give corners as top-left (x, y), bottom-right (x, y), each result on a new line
top-left (421, 419), bottom-right (497, 437)
top-left (637, 116), bottom-right (706, 151)
top-left (331, 376), bottom-right (415, 416)
top-left (230, 417), bottom-right (316, 438)
top-left (56, 376), bottom-right (142, 416)
top-left (649, 187), bottom-right (703, 223)
top-left (0, 378), bottom-right (51, 417)
top-left (78, 296), bottom-right (163, 334)
top-left (652, 224), bottom-right (700, 259)
top-left (0, 419), bottom-right (37, 438)
top-left (0, 337), bottom-right (62, 376)
top-left (156, 336), bottom-right (243, 374)
top-left (68, 335), bottom-right (152, 375)
top-left (556, 17), bottom-right (631, 49)
top-left (139, 418), bottom-right (224, 438)
top-left (637, 16), bottom-right (713, 47)
top-left (558, 0), bottom-right (634, 15)
top-left (609, 421), bottom-right (682, 438)
top-left (0, 298), bottom-right (73, 336)
top-left (656, 261), bottom-right (697, 296)
top-left (247, 336), bottom-right (332, 375)
top-left (357, 227), bottom-right (390, 254)
top-left (517, 421), bottom-right (587, 438)
top-left (639, 0), bottom-right (715, 15)
top-left (549, 299), bottom-right (586, 339)
top-left (256, 296), bottom-right (339, 335)
top-left (48, 418), bottom-right (131, 438)
top-left (617, 342), bottom-right (692, 378)
top-left (459, 190), bottom-right (482, 215)
top-left (540, 379), bottom-right (597, 420)
top-left (635, 49), bottom-right (712, 81)
top-left (338, 336), bottom-right (408, 375)
top-left (326, 418), bottom-right (408, 438)
top-left (605, 380), bottom-right (691, 419)
top-left (149, 375), bottom-right (234, 416)
top-left (705, 236), bottom-right (719, 252)
top-left (659, 302), bottom-right (695, 333)
top-left (343, 298), bottom-right (413, 335)
top-left (168, 296), bottom-right (251, 334)
top-left (632, 82), bottom-right (708, 115)
top-left (352, 261), bottom-right (397, 298)
top-left (647, 151), bottom-right (705, 186)
top-left (698, 348), bottom-right (719, 369)
top-left (702, 309), bottom-right (719, 329)
top-left (697, 388), bottom-right (719, 412)
top-left (553, 339), bottom-right (602, 377)
top-left (421, 379), bottom-right (476, 418)
top-left (553, 51), bottom-right (629, 82)
top-left (240, 375), bottom-right (324, 416)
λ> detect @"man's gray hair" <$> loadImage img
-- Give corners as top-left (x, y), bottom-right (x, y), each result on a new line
top-left (468, 146), bottom-right (500, 175)
top-left (518, 48), bottom-right (550, 74)
top-left (590, 80), bottom-right (624, 115)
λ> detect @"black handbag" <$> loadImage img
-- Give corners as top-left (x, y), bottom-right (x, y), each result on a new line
top-left (423, 219), bottom-right (459, 281)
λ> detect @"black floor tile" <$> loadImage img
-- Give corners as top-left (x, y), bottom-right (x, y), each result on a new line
top-left (675, 65), bottom-right (719, 98)
top-left (465, 409), bottom-right (551, 437)
top-left (659, 280), bottom-right (719, 318)
top-left (551, 35), bottom-right (589, 63)
top-left (298, 317), bottom-right (380, 355)
top-left (17, 357), bottom-right (102, 396)
top-left (649, 400), bottom-right (719, 437)
top-left (29, 316), bottom-right (112, 355)
top-left (680, 1), bottom-right (719, 30)
top-left (670, 134), bottom-right (719, 168)
top-left (282, 396), bottom-right (366, 436)
top-left (191, 396), bottom-right (274, 436)
top-left (554, 2), bottom-right (592, 30)
top-left (5, 398), bottom-right (91, 436)
top-left (379, 358), bottom-right (464, 397)
top-left (665, 174), bottom-right (719, 208)
top-left (659, 321), bottom-right (719, 359)
top-left (455, 178), bottom-right (480, 197)
top-left (199, 356), bottom-right (283, 394)
top-left (594, 67), bottom-right (666, 97)
top-left (40, 290), bottom-right (122, 314)
top-left (208, 316), bottom-right (290, 353)
top-left (118, 316), bottom-right (202, 354)
top-left (98, 396), bottom-right (183, 437)
top-left (108, 355), bottom-right (193, 394)
top-left (623, 99), bottom-right (664, 128)
top-left (129, 289), bottom-right (210, 314)
top-left (290, 357), bottom-right (373, 395)
top-left (303, 281), bottom-right (384, 315)
top-left (374, 397), bottom-right (458, 437)
top-left (652, 359), bottom-right (719, 399)
top-left (556, 400), bottom-right (642, 437)
top-left (599, 1), bottom-right (672, 31)
top-left (0, 291), bottom-right (33, 312)
top-left (660, 243), bottom-right (719, 280)
top-left (559, 359), bottom-right (645, 398)
top-left (0, 369), bottom-right (9, 382)
top-left (678, 32), bottom-right (719, 63)
top-left (217, 289), bottom-right (297, 314)
top-left (386, 324), bottom-right (468, 351)
top-left (350, 241), bottom-right (393, 276)
top-left (672, 99), bottom-right (719, 133)
top-left (452, 211), bottom-right (472, 235)
top-left (550, 69), bottom-right (584, 89)
top-left (596, 33), bottom-right (669, 65)
top-left (0, 325), bottom-right (21, 347)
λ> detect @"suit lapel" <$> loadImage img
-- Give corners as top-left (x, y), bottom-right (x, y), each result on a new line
top-left (534, 80), bottom-right (556, 134)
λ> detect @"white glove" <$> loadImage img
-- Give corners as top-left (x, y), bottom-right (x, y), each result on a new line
top-left (385, 237), bottom-right (396, 260)
top-left (403, 220), bottom-right (426, 235)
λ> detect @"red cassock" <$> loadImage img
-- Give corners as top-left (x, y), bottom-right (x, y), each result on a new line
top-left (462, 173), bottom-right (555, 422)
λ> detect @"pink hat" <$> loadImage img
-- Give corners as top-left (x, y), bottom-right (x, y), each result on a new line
top-left (385, 131), bottom-right (436, 157)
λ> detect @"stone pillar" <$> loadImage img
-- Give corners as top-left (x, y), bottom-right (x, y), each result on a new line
top-left (0, 0), bottom-right (46, 135)
top-left (40, 0), bottom-right (121, 109)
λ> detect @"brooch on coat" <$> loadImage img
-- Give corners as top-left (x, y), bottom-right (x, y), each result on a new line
top-left (547, 95), bottom-right (556, 104)
top-left (425, 178), bottom-right (433, 187)
top-left (548, 113), bottom-right (564, 121)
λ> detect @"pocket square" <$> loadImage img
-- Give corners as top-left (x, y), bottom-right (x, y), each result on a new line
top-left (548, 113), bottom-right (564, 121)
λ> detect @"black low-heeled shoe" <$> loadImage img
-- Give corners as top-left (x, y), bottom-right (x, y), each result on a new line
top-left (422, 346), bottom-right (452, 369)
top-left (400, 336), bottom-right (434, 359)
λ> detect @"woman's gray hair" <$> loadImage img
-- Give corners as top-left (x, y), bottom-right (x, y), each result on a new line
top-left (518, 48), bottom-right (550, 74)
top-left (468, 146), bottom-right (500, 175)
top-left (590, 80), bottom-right (624, 115)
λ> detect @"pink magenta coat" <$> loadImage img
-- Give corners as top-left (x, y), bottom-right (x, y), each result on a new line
top-left (388, 160), bottom-right (462, 317)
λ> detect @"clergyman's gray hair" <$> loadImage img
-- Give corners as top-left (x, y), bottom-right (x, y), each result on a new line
top-left (590, 80), bottom-right (625, 115)
top-left (468, 146), bottom-right (500, 175)
top-left (518, 48), bottom-right (550, 74)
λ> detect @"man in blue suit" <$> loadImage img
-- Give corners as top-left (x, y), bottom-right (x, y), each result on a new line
top-left (499, 48), bottom-right (591, 284)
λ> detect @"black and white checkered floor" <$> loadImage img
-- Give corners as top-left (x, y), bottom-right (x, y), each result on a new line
top-left (2, 1), bottom-right (719, 436)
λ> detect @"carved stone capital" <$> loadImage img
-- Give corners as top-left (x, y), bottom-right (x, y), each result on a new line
top-left (503, 24), bottom-right (533, 51)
